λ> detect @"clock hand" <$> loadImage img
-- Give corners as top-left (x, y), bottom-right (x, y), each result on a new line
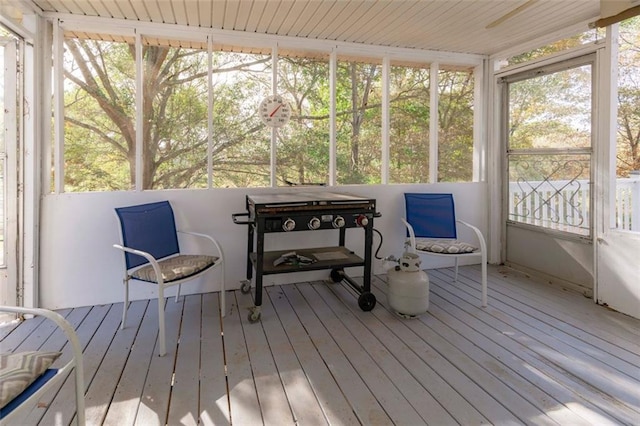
top-left (269, 104), bottom-right (283, 117)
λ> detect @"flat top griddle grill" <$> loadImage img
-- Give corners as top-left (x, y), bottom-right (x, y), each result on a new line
top-left (247, 192), bottom-right (375, 215)
top-left (247, 191), bottom-right (373, 205)
top-left (233, 191), bottom-right (379, 323)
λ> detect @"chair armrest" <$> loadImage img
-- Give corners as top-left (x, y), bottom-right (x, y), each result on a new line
top-left (456, 220), bottom-right (488, 257)
top-left (113, 244), bottom-right (166, 284)
top-left (400, 218), bottom-right (417, 253)
top-left (177, 230), bottom-right (225, 263)
top-left (0, 306), bottom-right (86, 426)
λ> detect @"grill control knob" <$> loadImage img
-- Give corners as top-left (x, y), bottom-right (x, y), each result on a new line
top-left (282, 218), bottom-right (296, 232)
top-left (356, 214), bottom-right (369, 227)
top-left (333, 216), bottom-right (345, 228)
top-left (308, 217), bottom-right (321, 230)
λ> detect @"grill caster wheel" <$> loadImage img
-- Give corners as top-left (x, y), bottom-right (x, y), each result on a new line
top-left (358, 292), bottom-right (376, 311)
top-left (240, 280), bottom-right (251, 294)
top-left (330, 268), bottom-right (344, 283)
top-left (248, 307), bottom-right (261, 323)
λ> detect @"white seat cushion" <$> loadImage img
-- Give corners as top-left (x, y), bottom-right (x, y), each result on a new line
top-left (412, 238), bottom-right (477, 254)
top-left (132, 254), bottom-right (218, 283)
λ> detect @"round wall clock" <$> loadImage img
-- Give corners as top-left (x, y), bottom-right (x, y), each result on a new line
top-left (259, 95), bottom-right (291, 128)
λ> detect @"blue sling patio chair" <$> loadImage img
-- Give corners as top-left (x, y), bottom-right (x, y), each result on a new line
top-left (402, 193), bottom-right (487, 307)
top-left (114, 201), bottom-right (225, 356)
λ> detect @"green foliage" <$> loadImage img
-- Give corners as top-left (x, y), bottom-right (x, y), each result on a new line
top-left (438, 70), bottom-right (474, 182)
top-left (617, 16), bottom-right (640, 176)
top-left (389, 65), bottom-right (430, 184)
top-left (507, 29), bottom-right (604, 65)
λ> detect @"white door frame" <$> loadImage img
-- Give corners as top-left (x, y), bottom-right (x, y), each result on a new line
top-left (497, 49), bottom-right (599, 295)
top-left (1, 37), bottom-right (19, 308)
top-left (594, 25), bottom-right (640, 319)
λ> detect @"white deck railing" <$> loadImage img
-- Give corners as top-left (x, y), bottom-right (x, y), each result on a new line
top-left (509, 175), bottom-right (640, 233)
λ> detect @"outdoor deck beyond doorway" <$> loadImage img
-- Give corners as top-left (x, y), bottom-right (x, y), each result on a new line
top-left (2, 265), bottom-right (639, 425)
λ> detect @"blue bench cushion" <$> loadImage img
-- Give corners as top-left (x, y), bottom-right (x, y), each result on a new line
top-left (0, 351), bottom-right (61, 410)
top-left (0, 368), bottom-right (58, 419)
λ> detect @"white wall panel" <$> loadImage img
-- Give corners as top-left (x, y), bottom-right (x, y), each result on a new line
top-left (39, 183), bottom-right (487, 309)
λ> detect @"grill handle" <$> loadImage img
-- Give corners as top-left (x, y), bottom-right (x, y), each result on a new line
top-left (232, 212), bottom-right (253, 225)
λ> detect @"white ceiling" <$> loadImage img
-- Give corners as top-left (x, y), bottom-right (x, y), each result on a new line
top-left (17, 0), bottom-right (606, 55)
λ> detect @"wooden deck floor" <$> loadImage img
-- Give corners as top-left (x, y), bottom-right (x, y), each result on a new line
top-left (2, 265), bottom-right (640, 425)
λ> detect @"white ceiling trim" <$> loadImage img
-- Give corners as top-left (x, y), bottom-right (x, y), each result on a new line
top-left (49, 11), bottom-right (486, 66)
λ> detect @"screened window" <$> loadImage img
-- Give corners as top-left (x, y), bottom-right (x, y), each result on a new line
top-left (389, 63), bottom-right (430, 184)
top-left (335, 57), bottom-right (382, 185)
top-left (54, 26), bottom-right (481, 192)
top-left (438, 68), bottom-right (474, 182)
top-left (276, 55), bottom-right (330, 186)
top-left (141, 38), bottom-right (209, 190)
top-left (63, 35), bottom-right (135, 192)
top-left (209, 49), bottom-right (271, 188)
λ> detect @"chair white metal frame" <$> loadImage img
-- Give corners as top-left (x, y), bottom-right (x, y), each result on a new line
top-left (402, 193), bottom-right (487, 307)
top-left (0, 306), bottom-right (85, 425)
top-left (113, 201), bottom-right (225, 357)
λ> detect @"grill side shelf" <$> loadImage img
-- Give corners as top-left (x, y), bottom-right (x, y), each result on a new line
top-left (250, 246), bottom-right (364, 275)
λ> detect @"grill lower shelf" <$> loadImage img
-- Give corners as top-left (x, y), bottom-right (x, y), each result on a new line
top-left (251, 246), bottom-right (364, 275)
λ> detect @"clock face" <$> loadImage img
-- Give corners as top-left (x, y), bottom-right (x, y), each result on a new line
top-left (259, 95), bottom-right (291, 128)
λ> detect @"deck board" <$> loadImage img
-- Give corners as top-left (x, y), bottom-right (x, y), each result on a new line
top-left (168, 294), bottom-right (202, 426)
top-left (259, 287), bottom-right (328, 425)
top-left (198, 292), bottom-right (228, 426)
top-left (297, 283), bottom-right (426, 425)
top-left (311, 282), bottom-right (458, 425)
top-left (102, 300), bottom-right (156, 426)
top-left (84, 301), bottom-right (146, 425)
top-left (265, 285), bottom-right (360, 425)
top-left (134, 297), bottom-right (183, 425)
top-left (237, 289), bottom-right (294, 426)
top-left (225, 292), bottom-right (262, 425)
top-left (282, 283), bottom-right (394, 425)
top-left (3, 265), bottom-right (640, 426)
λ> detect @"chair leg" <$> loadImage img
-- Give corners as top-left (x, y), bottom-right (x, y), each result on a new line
top-left (175, 284), bottom-right (181, 302)
top-left (121, 278), bottom-right (129, 330)
top-left (481, 253), bottom-right (488, 308)
top-left (158, 286), bottom-right (166, 357)
top-left (454, 258), bottom-right (459, 283)
top-left (220, 263), bottom-right (226, 317)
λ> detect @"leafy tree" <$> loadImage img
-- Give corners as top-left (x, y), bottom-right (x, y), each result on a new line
top-left (335, 61), bottom-right (382, 184)
top-left (617, 16), bottom-right (640, 176)
top-left (63, 36), bottom-right (477, 191)
top-left (438, 69), bottom-right (474, 182)
top-left (276, 57), bottom-right (330, 185)
top-left (64, 38), bottom-right (271, 191)
top-left (63, 39), bottom-right (134, 191)
top-left (389, 65), bottom-right (430, 184)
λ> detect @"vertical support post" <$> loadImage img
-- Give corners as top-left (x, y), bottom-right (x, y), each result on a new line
top-left (271, 45), bottom-right (278, 187)
top-left (429, 62), bottom-right (439, 183)
top-left (208, 36), bottom-right (213, 188)
top-left (135, 31), bottom-right (143, 191)
top-left (381, 56), bottom-right (390, 184)
top-left (53, 20), bottom-right (64, 193)
top-left (329, 50), bottom-right (337, 186)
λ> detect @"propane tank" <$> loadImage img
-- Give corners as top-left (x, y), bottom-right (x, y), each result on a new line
top-left (386, 252), bottom-right (429, 317)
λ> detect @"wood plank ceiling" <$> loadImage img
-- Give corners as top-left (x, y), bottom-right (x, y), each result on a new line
top-left (24, 0), bottom-right (602, 55)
